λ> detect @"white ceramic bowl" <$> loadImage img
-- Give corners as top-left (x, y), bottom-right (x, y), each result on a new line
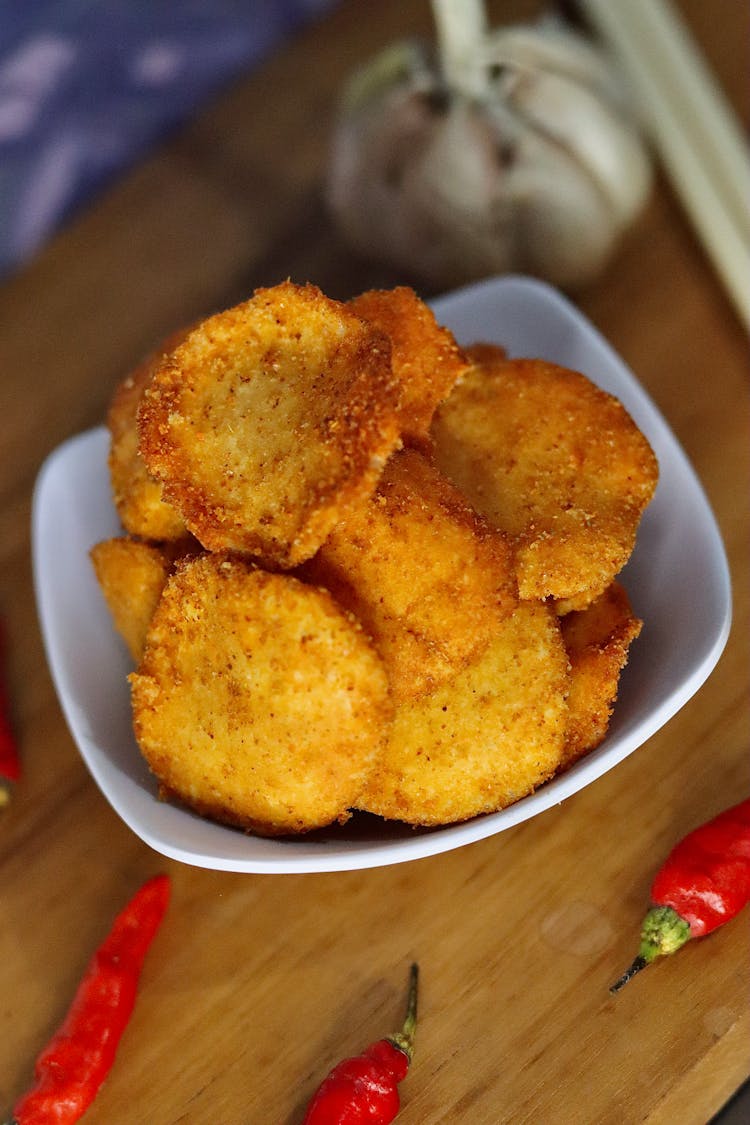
top-left (32, 276), bottom-right (731, 873)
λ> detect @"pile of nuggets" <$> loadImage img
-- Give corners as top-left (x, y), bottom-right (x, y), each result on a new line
top-left (91, 281), bottom-right (658, 837)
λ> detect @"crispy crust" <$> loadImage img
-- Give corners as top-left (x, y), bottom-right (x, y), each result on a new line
top-left (559, 581), bottom-right (642, 770)
top-left (96, 287), bottom-right (652, 839)
top-left (129, 555), bottom-right (391, 836)
top-left (307, 447), bottom-right (517, 701)
top-left (348, 286), bottom-right (469, 442)
top-left (90, 537), bottom-right (175, 662)
top-left (107, 329), bottom-right (189, 541)
top-left (431, 351), bottom-right (659, 604)
top-left (137, 282), bottom-right (403, 567)
top-left (358, 601), bottom-right (569, 825)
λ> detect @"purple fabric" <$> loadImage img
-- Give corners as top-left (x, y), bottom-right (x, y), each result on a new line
top-left (0, 1), bottom-right (337, 277)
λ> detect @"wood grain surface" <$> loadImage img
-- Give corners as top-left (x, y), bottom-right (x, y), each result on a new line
top-left (1, 2), bottom-right (748, 1122)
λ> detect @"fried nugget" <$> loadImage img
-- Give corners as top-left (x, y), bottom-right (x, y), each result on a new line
top-left (90, 537), bottom-right (175, 662)
top-left (559, 581), bottom-right (642, 771)
top-left (138, 282), bottom-right (403, 567)
top-left (129, 555), bottom-right (391, 836)
top-left (107, 330), bottom-right (189, 541)
top-left (306, 447), bottom-right (517, 701)
top-left (348, 286), bottom-right (469, 443)
top-left (358, 601), bottom-right (569, 826)
top-left (431, 351), bottom-right (658, 606)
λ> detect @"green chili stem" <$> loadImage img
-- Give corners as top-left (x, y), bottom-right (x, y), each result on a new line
top-left (388, 962), bottom-right (419, 1061)
top-left (610, 905), bottom-right (692, 994)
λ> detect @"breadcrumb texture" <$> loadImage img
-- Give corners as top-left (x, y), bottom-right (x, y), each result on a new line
top-left (308, 447), bottom-right (517, 700)
top-left (358, 601), bottom-right (569, 825)
top-left (560, 581), bottom-right (642, 770)
top-left (107, 329), bottom-right (189, 541)
top-left (129, 555), bottom-right (391, 836)
top-left (94, 283), bottom-right (657, 839)
top-left (90, 537), bottom-right (175, 662)
top-left (431, 348), bottom-right (658, 604)
top-left (137, 282), bottom-right (403, 567)
top-left (348, 286), bottom-right (469, 441)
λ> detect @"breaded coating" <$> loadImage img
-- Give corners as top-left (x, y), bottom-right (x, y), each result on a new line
top-left (307, 447), bottom-right (517, 701)
top-left (129, 555), bottom-right (391, 836)
top-left (348, 286), bottom-right (469, 442)
top-left (90, 537), bottom-right (175, 662)
top-left (107, 330), bottom-right (189, 541)
top-left (554, 586), bottom-right (610, 616)
top-left (431, 350), bottom-right (658, 605)
top-left (559, 581), bottom-right (642, 770)
top-left (358, 601), bottom-right (569, 826)
top-left (95, 285), bottom-right (651, 841)
top-left (137, 282), bottom-right (403, 567)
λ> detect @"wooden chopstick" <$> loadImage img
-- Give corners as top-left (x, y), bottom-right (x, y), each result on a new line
top-left (578, 0), bottom-right (750, 330)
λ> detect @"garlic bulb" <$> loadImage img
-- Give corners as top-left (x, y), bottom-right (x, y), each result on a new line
top-left (327, 1), bottom-right (652, 290)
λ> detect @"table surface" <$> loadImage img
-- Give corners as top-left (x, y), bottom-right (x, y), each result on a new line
top-left (1, 2), bottom-right (748, 1122)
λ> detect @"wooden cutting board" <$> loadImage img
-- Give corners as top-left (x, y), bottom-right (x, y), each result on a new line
top-left (1, 2), bottom-right (747, 1121)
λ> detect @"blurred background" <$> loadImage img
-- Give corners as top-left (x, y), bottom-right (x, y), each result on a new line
top-left (1, 0), bottom-right (745, 324)
top-left (0, 0), bottom-right (338, 280)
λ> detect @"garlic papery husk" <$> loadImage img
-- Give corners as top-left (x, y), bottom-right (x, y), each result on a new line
top-left (327, 9), bottom-right (653, 291)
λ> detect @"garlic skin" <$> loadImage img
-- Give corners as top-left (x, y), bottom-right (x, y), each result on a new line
top-left (327, 22), bottom-right (653, 290)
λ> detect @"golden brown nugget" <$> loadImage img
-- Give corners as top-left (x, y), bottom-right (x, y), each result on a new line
top-left (90, 537), bottom-right (175, 662)
top-left (348, 286), bottom-right (469, 441)
top-left (559, 581), bottom-right (642, 771)
top-left (138, 282), bottom-right (403, 567)
top-left (553, 586), bottom-right (610, 616)
top-left (307, 447), bottom-right (517, 701)
top-left (107, 329), bottom-right (189, 541)
top-left (358, 601), bottom-right (569, 826)
top-left (431, 351), bottom-right (658, 605)
top-left (129, 555), bottom-right (391, 836)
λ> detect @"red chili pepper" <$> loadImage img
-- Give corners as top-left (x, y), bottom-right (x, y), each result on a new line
top-left (611, 798), bottom-right (750, 993)
top-left (4, 874), bottom-right (171, 1125)
top-left (302, 963), bottom-right (419, 1125)
top-left (0, 618), bottom-right (21, 793)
